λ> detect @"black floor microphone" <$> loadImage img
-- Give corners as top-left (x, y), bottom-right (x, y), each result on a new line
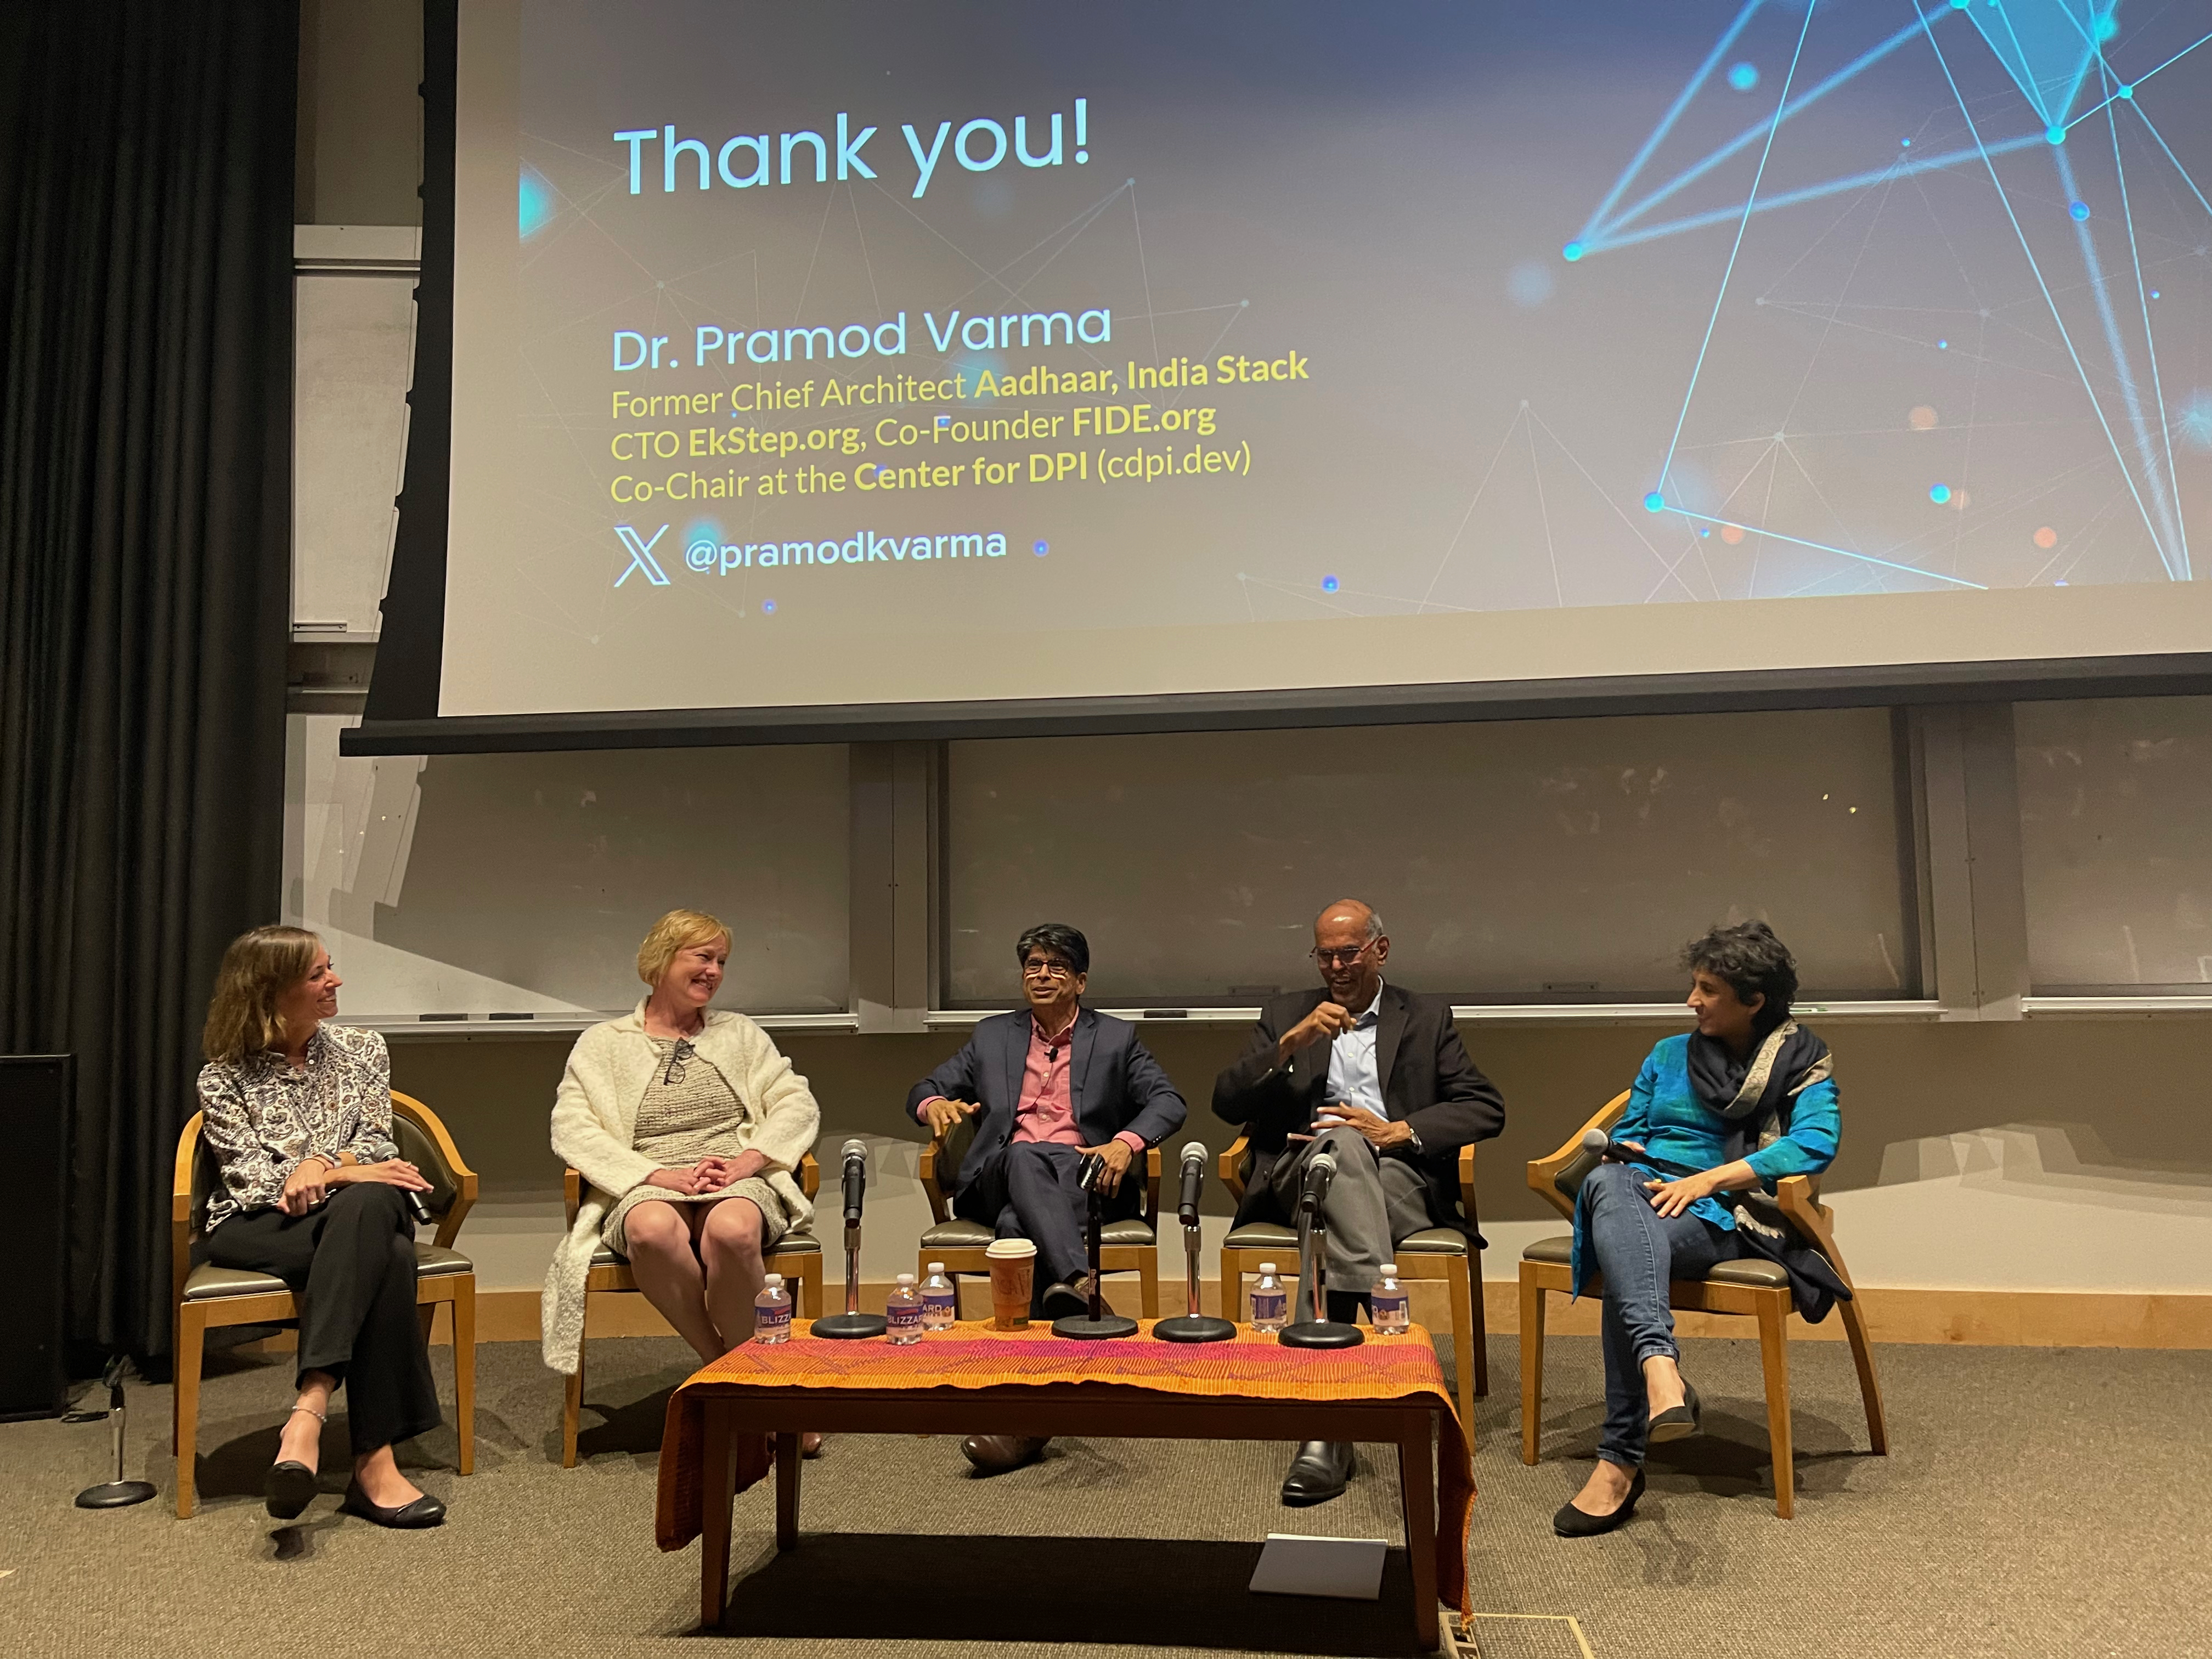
top-left (817, 1139), bottom-right (887, 1339)
top-left (1156, 1141), bottom-right (1234, 1344)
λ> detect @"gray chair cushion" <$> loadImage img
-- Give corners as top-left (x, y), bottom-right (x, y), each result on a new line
top-left (184, 1241), bottom-right (470, 1301)
top-left (1222, 1222), bottom-right (1298, 1251)
top-left (768, 1230), bottom-right (821, 1256)
top-left (589, 1244), bottom-right (629, 1269)
top-left (921, 1216), bottom-right (1155, 1251)
top-left (1521, 1232), bottom-right (1792, 1288)
top-left (415, 1244), bottom-right (472, 1278)
top-left (1392, 1226), bottom-right (1468, 1256)
top-left (182, 1263), bottom-right (290, 1302)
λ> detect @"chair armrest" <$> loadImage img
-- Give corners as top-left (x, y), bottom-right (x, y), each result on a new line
top-left (1457, 1142), bottom-right (1477, 1225)
top-left (1775, 1175), bottom-right (1856, 1289)
top-left (564, 1167), bottom-right (582, 1229)
top-left (1526, 1090), bottom-right (1632, 1222)
top-left (1144, 1145), bottom-right (1162, 1222)
top-left (799, 1152), bottom-right (820, 1201)
top-left (392, 1091), bottom-right (479, 1246)
top-left (918, 1133), bottom-right (951, 1225)
top-left (1219, 1131), bottom-right (1251, 1203)
top-left (173, 1110), bottom-right (204, 1311)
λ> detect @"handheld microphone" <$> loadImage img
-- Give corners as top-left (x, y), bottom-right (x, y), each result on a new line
top-left (1300, 1149), bottom-right (1339, 1213)
top-left (839, 1138), bottom-right (868, 1225)
top-left (1579, 1127), bottom-right (1644, 1164)
top-left (1176, 1141), bottom-right (1207, 1228)
top-left (1077, 1150), bottom-right (1109, 1194)
top-left (402, 1188), bottom-right (433, 1227)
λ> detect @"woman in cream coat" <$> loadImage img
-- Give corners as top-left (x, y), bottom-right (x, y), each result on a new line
top-left (543, 910), bottom-right (819, 1378)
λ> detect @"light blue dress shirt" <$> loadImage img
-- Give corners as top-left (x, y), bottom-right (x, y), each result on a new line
top-left (1323, 984), bottom-right (1387, 1121)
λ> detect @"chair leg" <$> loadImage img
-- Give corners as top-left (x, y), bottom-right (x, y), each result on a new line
top-left (1838, 1293), bottom-right (1889, 1455)
top-left (562, 1308), bottom-right (586, 1469)
top-left (452, 1280), bottom-right (476, 1476)
top-left (1138, 1252), bottom-right (1159, 1319)
top-left (1517, 1266), bottom-right (1544, 1468)
top-left (1218, 1251), bottom-right (1239, 1323)
top-left (800, 1259), bottom-right (824, 1321)
top-left (1755, 1292), bottom-right (1795, 1518)
top-left (174, 1304), bottom-right (206, 1518)
top-left (1446, 1259), bottom-right (1477, 1451)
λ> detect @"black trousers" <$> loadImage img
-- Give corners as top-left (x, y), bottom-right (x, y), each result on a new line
top-left (955, 1141), bottom-right (1141, 1304)
top-left (197, 1183), bottom-right (442, 1456)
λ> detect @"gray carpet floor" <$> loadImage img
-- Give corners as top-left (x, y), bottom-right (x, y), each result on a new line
top-left (0, 1331), bottom-right (2205, 1658)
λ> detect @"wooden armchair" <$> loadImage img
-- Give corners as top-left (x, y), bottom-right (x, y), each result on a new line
top-left (171, 1091), bottom-right (478, 1517)
top-left (560, 1152), bottom-right (822, 1467)
top-left (1517, 1091), bottom-right (1888, 1517)
top-left (1217, 1132), bottom-right (1487, 1438)
top-left (917, 1116), bottom-right (1163, 1316)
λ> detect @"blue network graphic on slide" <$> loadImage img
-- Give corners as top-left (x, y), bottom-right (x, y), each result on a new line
top-left (1573, 0), bottom-right (2205, 592)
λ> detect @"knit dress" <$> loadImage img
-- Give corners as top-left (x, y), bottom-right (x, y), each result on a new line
top-left (601, 1036), bottom-right (792, 1255)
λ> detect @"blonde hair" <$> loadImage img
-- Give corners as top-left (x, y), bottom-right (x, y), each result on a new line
top-left (202, 926), bottom-right (323, 1064)
top-left (636, 909), bottom-right (732, 987)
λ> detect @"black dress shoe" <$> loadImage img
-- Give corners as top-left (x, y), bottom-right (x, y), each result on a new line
top-left (338, 1480), bottom-right (446, 1529)
top-left (1280, 1440), bottom-right (1355, 1506)
top-left (1553, 1468), bottom-right (1645, 1537)
top-left (1648, 1380), bottom-right (1702, 1443)
top-left (1041, 1274), bottom-right (1094, 1318)
top-left (960, 1434), bottom-right (1049, 1473)
top-left (264, 1460), bottom-right (318, 1521)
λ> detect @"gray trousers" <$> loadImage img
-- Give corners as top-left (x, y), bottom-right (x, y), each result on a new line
top-left (1267, 1126), bottom-right (1433, 1321)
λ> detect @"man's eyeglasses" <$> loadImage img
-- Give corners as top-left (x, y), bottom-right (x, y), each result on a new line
top-left (1022, 958), bottom-right (1077, 981)
top-left (1310, 942), bottom-right (1378, 969)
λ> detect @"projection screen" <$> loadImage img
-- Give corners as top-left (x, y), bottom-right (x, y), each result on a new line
top-left (357, 0), bottom-right (2212, 748)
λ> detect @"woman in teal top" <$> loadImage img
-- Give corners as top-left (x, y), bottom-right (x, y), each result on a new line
top-left (1554, 921), bottom-right (1839, 1538)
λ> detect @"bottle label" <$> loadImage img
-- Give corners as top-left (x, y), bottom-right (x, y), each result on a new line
top-left (1250, 1289), bottom-right (1288, 1324)
top-left (888, 1303), bottom-right (923, 1336)
top-left (755, 1303), bottom-right (792, 1340)
top-left (1372, 1291), bottom-right (1409, 1327)
top-left (922, 1291), bottom-right (957, 1323)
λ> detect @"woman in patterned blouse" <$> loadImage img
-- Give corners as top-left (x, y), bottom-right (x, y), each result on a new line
top-left (196, 926), bottom-right (447, 1528)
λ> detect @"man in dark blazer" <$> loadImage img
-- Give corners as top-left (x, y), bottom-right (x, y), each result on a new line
top-left (910, 921), bottom-right (1187, 1471)
top-left (1213, 899), bottom-right (1504, 1504)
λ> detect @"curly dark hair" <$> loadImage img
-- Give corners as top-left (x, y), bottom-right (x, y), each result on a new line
top-left (1015, 921), bottom-right (1090, 976)
top-left (1680, 920), bottom-right (1797, 1028)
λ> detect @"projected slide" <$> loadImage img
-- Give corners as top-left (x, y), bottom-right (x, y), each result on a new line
top-left (440, 0), bottom-right (2212, 719)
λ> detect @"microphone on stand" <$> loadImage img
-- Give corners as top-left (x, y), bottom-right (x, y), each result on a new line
top-left (1176, 1141), bottom-right (1206, 1229)
top-left (1280, 1149), bottom-right (1362, 1350)
top-left (1157, 1141), bottom-right (1233, 1344)
top-left (816, 1138), bottom-right (888, 1339)
top-left (840, 1137), bottom-right (868, 1224)
top-left (1053, 1147), bottom-right (1138, 1340)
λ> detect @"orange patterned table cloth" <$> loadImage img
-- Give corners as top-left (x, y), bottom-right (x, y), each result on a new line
top-left (656, 1318), bottom-right (1474, 1611)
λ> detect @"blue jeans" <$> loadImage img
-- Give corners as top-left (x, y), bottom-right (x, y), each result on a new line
top-left (1578, 1161), bottom-right (1741, 1469)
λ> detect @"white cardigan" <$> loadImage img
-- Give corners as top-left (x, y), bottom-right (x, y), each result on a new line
top-left (540, 1001), bottom-right (820, 1373)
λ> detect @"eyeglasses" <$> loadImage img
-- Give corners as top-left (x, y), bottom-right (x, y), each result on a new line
top-left (1310, 942), bottom-right (1378, 968)
top-left (1022, 959), bottom-right (1077, 981)
top-left (663, 1037), bottom-right (695, 1086)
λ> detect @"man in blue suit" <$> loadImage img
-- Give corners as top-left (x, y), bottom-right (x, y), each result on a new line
top-left (909, 921), bottom-right (1187, 1470)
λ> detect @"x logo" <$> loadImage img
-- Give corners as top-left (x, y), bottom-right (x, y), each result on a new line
top-left (613, 523), bottom-right (672, 588)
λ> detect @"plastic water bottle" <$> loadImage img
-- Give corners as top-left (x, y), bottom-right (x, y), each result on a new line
top-left (1371, 1263), bottom-right (1410, 1335)
top-left (1250, 1262), bottom-right (1289, 1333)
top-left (753, 1273), bottom-right (792, 1344)
top-left (920, 1262), bottom-right (957, 1330)
top-left (887, 1273), bottom-right (923, 1344)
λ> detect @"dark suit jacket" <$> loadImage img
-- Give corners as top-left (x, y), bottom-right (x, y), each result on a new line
top-left (1211, 984), bottom-right (1504, 1242)
top-left (907, 1007), bottom-right (1188, 1199)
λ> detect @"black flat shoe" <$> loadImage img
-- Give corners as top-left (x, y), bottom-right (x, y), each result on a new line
top-left (338, 1480), bottom-right (445, 1529)
top-left (1553, 1468), bottom-right (1645, 1537)
top-left (264, 1460), bottom-right (318, 1521)
top-left (1279, 1440), bottom-right (1355, 1506)
top-left (1648, 1380), bottom-right (1702, 1443)
top-left (1040, 1276), bottom-right (1092, 1319)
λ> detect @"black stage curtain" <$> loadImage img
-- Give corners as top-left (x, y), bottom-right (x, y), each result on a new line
top-left (0, 2), bottom-right (297, 1362)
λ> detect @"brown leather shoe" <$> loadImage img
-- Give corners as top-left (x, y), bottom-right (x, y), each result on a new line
top-left (1043, 1272), bottom-right (1113, 1319)
top-left (960, 1434), bottom-right (1049, 1473)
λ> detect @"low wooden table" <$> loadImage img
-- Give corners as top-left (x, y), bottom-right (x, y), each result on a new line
top-left (657, 1321), bottom-right (1475, 1652)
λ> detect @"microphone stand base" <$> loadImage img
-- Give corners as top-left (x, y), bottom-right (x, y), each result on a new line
top-left (75, 1480), bottom-right (156, 1509)
top-left (1051, 1313), bottom-right (1139, 1340)
top-left (1153, 1315), bottom-right (1237, 1344)
top-left (811, 1312), bottom-right (888, 1340)
top-left (1279, 1319), bottom-right (1364, 1350)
